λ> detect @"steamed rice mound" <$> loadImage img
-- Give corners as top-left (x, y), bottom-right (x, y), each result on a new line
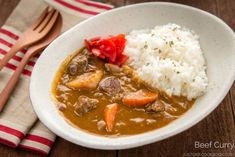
top-left (124, 23), bottom-right (208, 100)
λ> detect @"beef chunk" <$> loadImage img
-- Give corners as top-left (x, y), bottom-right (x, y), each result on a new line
top-left (99, 76), bottom-right (121, 95)
top-left (68, 55), bottom-right (88, 75)
top-left (81, 48), bottom-right (92, 56)
top-left (146, 101), bottom-right (165, 113)
top-left (74, 96), bottom-right (99, 116)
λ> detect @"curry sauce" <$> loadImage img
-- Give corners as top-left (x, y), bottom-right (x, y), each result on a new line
top-left (52, 48), bottom-right (194, 136)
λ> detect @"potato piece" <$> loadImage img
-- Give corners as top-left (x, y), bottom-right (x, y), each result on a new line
top-left (66, 70), bottom-right (103, 89)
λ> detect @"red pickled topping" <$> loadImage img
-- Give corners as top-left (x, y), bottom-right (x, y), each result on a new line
top-left (113, 55), bottom-right (129, 66)
top-left (111, 34), bottom-right (126, 57)
top-left (91, 48), bottom-right (105, 59)
top-left (96, 39), bottom-right (116, 62)
top-left (84, 34), bottom-right (128, 66)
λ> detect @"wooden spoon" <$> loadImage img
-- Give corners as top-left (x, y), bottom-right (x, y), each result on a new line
top-left (0, 14), bottom-right (63, 112)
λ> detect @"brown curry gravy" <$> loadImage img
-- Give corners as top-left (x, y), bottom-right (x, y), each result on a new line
top-left (52, 48), bottom-right (194, 136)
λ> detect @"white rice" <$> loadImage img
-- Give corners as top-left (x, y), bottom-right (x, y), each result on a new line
top-left (124, 23), bottom-right (208, 100)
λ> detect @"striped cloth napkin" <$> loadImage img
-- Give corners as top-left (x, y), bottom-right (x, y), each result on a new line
top-left (0, 0), bottom-right (113, 155)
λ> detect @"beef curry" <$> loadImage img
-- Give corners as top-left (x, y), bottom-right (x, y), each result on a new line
top-left (52, 48), bottom-right (194, 136)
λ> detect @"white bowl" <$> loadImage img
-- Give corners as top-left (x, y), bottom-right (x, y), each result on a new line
top-left (30, 2), bottom-right (235, 149)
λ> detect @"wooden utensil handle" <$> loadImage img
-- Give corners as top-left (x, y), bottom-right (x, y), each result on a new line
top-left (0, 41), bottom-right (24, 71)
top-left (0, 54), bottom-right (30, 112)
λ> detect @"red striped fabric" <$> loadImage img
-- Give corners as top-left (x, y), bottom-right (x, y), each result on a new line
top-left (0, 124), bottom-right (25, 140)
top-left (0, 38), bottom-right (27, 54)
top-left (0, 28), bottom-right (41, 58)
top-left (54, 0), bottom-right (100, 15)
top-left (0, 137), bottom-right (17, 148)
top-left (0, 0), bottom-right (113, 154)
top-left (19, 144), bottom-right (48, 156)
top-left (25, 134), bottom-right (54, 147)
top-left (0, 58), bottom-right (37, 76)
top-left (0, 48), bottom-right (35, 66)
top-left (0, 28), bottom-right (40, 58)
top-left (0, 28), bottom-right (19, 40)
top-left (0, 28), bottom-right (41, 76)
top-left (74, 0), bottom-right (113, 10)
top-left (4, 62), bottom-right (32, 76)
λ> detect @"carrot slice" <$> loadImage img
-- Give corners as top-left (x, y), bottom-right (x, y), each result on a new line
top-left (122, 90), bottom-right (158, 107)
top-left (104, 103), bottom-right (119, 132)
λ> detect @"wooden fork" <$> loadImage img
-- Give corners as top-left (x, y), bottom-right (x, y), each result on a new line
top-left (0, 7), bottom-right (59, 71)
top-left (0, 14), bottom-right (63, 112)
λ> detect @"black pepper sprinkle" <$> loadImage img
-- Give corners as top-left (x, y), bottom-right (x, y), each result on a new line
top-left (144, 41), bottom-right (148, 49)
top-left (177, 37), bottom-right (181, 41)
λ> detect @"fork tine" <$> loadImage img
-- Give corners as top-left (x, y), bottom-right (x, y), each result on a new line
top-left (35, 9), bottom-right (56, 32)
top-left (40, 11), bottom-right (59, 33)
top-left (30, 6), bottom-right (49, 30)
